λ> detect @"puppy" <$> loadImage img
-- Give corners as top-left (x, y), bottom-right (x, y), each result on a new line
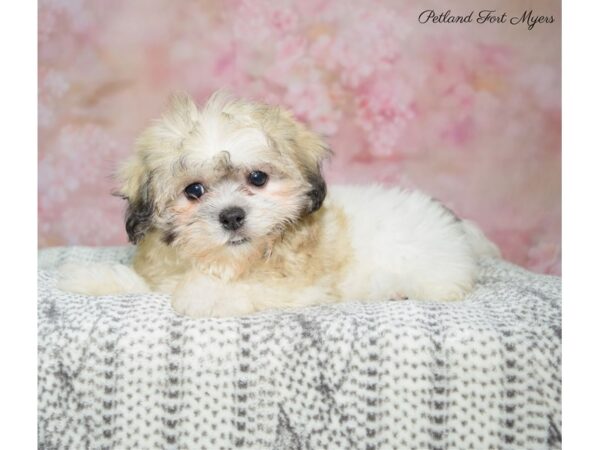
top-left (58, 92), bottom-right (500, 318)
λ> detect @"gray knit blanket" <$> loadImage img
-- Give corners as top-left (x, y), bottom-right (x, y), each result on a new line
top-left (38, 246), bottom-right (561, 450)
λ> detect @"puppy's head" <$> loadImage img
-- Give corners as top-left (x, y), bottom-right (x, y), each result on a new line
top-left (118, 91), bottom-right (330, 264)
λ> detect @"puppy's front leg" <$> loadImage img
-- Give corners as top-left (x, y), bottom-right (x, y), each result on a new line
top-left (172, 275), bottom-right (337, 318)
top-left (57, 263), bottom-right (151, 296)
top-left (172, 275), bottom-right (255, 318)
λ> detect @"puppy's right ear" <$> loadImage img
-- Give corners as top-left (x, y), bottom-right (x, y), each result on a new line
top-left (116, 92), bottom-right (198, 244)
top-left (116, 157), bottom-right (155, 245)
top-left (115, 92), bottom-right (198, 244)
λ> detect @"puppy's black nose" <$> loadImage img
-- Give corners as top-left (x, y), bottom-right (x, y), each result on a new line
top-left (219, 207), bottom-right (246, 231)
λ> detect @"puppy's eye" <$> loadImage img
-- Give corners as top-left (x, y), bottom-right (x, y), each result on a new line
top-left (248, 170), bottom-right (268, 187)
top-left (184, 182), bottom-right (205, 200)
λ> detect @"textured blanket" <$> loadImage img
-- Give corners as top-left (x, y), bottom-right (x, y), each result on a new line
top-left (38, 246), bottom-right (561, 450)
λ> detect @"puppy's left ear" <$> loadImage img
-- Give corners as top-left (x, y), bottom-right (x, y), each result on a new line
top-left (274, 109), bottom-right (332, 215)
top-left (296, 127), bottom-right (331, 214)
top-left (302, 150), bottom-right (329, 215)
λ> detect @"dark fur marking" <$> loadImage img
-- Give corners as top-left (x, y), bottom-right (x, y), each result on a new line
top-left (161, 229), bottom-right (178, 245)
top-left (433, 198), bottom-right (461, 223)
top-left (111, 190), bottom-right (128, 200)
top-left (171, 155), bottom-right (189, 176)
top-left (124, 176), bottom-right (155, 244)
top-left (305, 170), bottom-right (327, 214)
top-left (214, 150), bottom-right (233, 172)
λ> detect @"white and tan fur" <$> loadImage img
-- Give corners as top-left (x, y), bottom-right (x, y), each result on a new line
top-left (58, 92), bottom-right (500, 318)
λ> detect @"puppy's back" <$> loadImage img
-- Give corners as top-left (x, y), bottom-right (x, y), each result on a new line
top-left (327, 185), bottom-right (494, 301)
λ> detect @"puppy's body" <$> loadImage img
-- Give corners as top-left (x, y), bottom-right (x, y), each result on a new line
top-left (58, 92), bottom-right (499, 317)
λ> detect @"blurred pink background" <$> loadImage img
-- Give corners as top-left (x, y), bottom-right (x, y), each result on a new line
top-left (38, 0), bottom-right (561, 274)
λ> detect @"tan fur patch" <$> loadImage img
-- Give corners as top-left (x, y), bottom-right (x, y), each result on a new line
top-left (133, 203), bottom-right (353, 303)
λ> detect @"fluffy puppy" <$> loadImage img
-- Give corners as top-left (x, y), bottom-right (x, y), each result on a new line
top-left (58, 92), bottom-right (500, 318)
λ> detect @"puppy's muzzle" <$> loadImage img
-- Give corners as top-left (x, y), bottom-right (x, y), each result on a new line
top-left (219, 206), bottom-right (246, 231)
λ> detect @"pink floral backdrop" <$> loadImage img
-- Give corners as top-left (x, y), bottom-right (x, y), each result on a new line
top-left (38, 0), bottom-right (561, 274)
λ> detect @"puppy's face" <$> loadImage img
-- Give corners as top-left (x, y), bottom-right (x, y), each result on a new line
top-left (118, 92), bottom-right (330, 265)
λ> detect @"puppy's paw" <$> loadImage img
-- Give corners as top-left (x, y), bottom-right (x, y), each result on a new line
top-left (171, 279), bottom-right (254, 318)
top-left (57, 263), bottom-right (150, 296)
